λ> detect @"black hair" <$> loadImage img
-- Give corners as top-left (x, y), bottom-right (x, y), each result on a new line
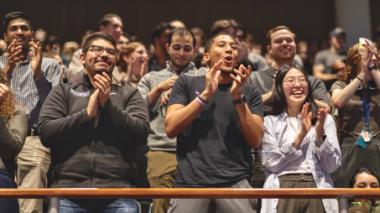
top-left (151, 22), bottom-right (174, 44)
top-left (210, 19), bottom-right (238, 36)
top-left (203, 33), bottom-right (236, 54)
top-left (350, 167), bottom-right (380, 188)
top-left (167, 28), bottom-right (196, 47)
top-left (269, 64), bottom-right (317, 119)
top-left (1, 11), bottom-right (33, 35)
top-left (82, 32), bottom-right (116, 53)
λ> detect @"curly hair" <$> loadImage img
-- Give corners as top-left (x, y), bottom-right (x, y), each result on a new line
top-left (0, 73), bottom-right (14, 121)
top-left (339, 43), bottom-right (362, 83)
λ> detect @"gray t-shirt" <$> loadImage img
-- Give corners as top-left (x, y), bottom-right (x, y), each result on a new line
top-left (314, 49), bottom-right (346, 89)
top-left (168, 74), bottom-right (263, 187)
top-left (137, 63), bottom-right (197, 151)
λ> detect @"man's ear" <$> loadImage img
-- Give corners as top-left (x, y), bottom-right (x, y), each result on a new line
top-left (267, 44), bottom-right (272, 55)
top-left (203, 52), bottom-right (210, 64)
top-left (80, 51), bottom-right (86, 67)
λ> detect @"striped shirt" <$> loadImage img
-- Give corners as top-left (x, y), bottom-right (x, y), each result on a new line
top-left (0, 56), bottom-right (62, 127)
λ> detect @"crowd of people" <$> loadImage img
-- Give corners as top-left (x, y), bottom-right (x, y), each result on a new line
top-left (1, 10), bottom-right (380, 213)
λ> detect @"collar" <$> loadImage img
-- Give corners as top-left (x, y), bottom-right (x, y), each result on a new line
top-left (72, 71), bottom-right (92, 89)
top-left (278, 111), bottom-right (301, 122)
top-left (166, 61), bottom-right (195, 74)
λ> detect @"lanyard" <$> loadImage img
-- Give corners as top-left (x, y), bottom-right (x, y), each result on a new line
top-left (361, 89), bottom-right (371, 130)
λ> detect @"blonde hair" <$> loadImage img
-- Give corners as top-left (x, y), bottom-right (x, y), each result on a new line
top-left (0, 74), bottom-right (14, 121)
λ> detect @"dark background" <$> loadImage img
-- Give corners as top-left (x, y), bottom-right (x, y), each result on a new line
top-left (0, 0), bottom-right (379, 46)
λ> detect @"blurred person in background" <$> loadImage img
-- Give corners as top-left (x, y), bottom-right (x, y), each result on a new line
top-left (313, 27), bottom-right (347, 90)
top-left (114, 41), bottom-right (148, 87)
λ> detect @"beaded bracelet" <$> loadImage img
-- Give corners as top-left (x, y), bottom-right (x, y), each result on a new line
top-left (195, 95), bottom-right (208, 106)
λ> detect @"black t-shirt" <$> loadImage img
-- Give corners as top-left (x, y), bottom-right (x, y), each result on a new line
top-left (168, 73), bottom-right (263, 187)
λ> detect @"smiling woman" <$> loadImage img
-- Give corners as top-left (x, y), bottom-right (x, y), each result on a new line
top-left (260, 65), bottom-right (341, 213)
top-left (114, 41), bottom-right (149, 87)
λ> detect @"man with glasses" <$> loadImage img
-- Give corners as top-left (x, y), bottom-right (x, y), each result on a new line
top-left (38, 32), bottom-right (149, 212)
top-left (0, 11), bottom-right (61, 213)
top-left (138, 28), bottom-right (197, 213)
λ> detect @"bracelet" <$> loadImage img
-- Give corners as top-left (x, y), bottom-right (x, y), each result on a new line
top-left (356, 76), bottom-right (364, 83)
top-left (232, 95), bottom-right (246, 105)
top-left (195, 95), bottom-right (208, 106)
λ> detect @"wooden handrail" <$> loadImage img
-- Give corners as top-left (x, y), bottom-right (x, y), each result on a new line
top-left (0, 188), bottom-right (379, 199)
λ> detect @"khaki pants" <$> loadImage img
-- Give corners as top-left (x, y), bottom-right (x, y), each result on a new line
top-left (16, 136), bottom-right (50, 213)
top-left (146, 151), bottom-right (177, 213)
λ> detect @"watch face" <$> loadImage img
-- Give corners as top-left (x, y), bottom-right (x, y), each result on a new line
top-left (232, 95), bottom-right (246, 105)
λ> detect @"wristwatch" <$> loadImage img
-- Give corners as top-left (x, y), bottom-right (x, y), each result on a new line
top-left (232, 95), bottom-right (246, 105)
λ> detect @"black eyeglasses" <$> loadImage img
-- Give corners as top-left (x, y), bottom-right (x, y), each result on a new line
top-left (86, 45), bottom-right (117, 56)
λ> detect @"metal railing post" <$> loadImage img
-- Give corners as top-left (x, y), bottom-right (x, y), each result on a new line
top-left (338, 197), bottom-right (349, 213)
top-left (48, 197), bottom-right (60, 213)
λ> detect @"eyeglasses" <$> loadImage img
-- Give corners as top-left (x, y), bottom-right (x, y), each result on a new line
top-left (86, 45), bottom-right (117, 56)
top-left (283, 77), bottom-right (307, 86)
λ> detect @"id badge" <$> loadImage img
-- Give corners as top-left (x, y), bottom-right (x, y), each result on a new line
top-left (361, 130), bottom-right (372, 143)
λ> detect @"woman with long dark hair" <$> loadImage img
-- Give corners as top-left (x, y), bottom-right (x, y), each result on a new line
top-left (260, 65), bottom-right (341, 213)
top-left (0, 74), bottom-right (27, 212)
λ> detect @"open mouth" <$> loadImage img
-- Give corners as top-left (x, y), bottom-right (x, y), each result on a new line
top-left (224, 55), bottom-right (234, 64)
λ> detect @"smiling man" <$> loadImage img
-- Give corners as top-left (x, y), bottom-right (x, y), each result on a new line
top-left (248, 26), bottom-right (331, 115)
top-left (138, 28), bottom-right (197, 213)
top-left (0, 11), bottom-right (62, 213)
top-left (38, 32), bottom-right (149, 212)
top-left (165, 34), bottom-right (263, 213)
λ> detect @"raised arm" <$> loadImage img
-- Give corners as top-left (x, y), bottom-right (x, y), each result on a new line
top-left (165, 61), bottom-right (222, 138)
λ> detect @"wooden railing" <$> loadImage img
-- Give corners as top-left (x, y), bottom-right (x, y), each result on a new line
top-left (1, 188), bottom-right (379, 213)
top-left (0, 188), bottom-right (379, 199)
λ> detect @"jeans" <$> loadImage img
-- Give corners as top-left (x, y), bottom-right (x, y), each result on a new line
top-left (58, 198), bottom-right (141, 213)
top-left (0, 169), bottom-right (19, 213)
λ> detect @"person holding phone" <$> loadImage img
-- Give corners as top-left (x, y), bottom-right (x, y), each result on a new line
top-left (332, 39), bottom-right (380, 187)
